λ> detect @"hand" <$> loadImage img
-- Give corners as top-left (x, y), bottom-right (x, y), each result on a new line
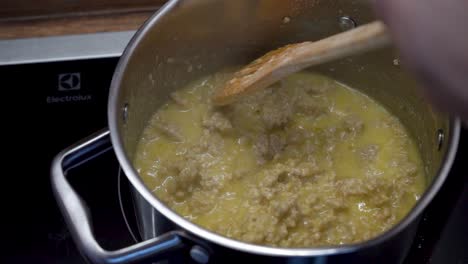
top-left (374, 0), bottom-right (468, 119)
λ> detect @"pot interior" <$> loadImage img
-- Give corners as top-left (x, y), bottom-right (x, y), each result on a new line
top-left (114, 0), bottom-right (450, 211)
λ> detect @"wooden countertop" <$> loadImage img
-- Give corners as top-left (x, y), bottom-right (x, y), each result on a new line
top-left (0, 9), bottom-right (156, 40)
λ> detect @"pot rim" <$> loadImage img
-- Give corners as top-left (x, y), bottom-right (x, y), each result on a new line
top-left (108, 0), bottom-right (461, 257)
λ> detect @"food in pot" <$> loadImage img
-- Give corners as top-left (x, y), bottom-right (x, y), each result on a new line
top-left (134, 71), bottom-right (425, 247)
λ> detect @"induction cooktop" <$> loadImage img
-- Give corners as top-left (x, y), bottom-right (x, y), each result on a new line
top-left (0, 32), bottom-right (466, 264)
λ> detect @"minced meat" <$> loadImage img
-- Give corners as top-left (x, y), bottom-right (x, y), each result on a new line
top-left (134, 71), bottom-right (425, 248)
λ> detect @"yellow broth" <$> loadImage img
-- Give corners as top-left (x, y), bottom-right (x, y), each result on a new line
top-left (134, 71), bottom-right (425, 247)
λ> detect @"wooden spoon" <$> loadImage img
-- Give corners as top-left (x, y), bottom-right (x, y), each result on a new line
top-left (213, 21), bottom-right (390, 106)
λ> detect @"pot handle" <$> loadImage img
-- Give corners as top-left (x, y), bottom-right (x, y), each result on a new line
top-left (51, 129), bottom-right (207, 264)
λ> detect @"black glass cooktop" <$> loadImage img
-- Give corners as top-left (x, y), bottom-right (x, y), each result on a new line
top-left (1, 57), bottom-right (466, 264)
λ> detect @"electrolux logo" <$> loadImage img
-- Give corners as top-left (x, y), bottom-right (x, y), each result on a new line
top-left (58, 73), bottom-right (81, 91)
top-left (46, 72), bottom-right (93, 104)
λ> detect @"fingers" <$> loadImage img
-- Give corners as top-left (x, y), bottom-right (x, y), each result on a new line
top-left (373, 0), bottom-right (468, 118)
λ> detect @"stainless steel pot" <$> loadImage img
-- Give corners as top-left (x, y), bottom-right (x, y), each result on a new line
top-left (51, 0), bottom-right (460, 263)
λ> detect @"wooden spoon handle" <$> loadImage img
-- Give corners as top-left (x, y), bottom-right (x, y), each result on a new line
top-left (291, 21), bottom-right (390, 68)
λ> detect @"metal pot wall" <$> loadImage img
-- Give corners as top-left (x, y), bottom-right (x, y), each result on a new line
top-left (51, 0), bottom-right (460, 263)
